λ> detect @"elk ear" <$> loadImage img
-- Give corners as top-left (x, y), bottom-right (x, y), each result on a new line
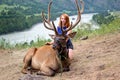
top-left (49, 34), bottom-right (55, 39)
top-left (67, 32), bottom-right (77, 38)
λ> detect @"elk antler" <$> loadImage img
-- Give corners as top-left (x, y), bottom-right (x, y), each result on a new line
top-left (42, 0), bottom-right (84, 35)
top-left (42, 1), bottom-right (55, 30)
top-left (65, 0), bottom-right (84, 32)
top-left (42, 0), bottom-right (58, 35)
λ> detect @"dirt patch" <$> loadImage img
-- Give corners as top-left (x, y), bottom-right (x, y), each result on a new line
top-left (0, 32), bottom-right (120, 80)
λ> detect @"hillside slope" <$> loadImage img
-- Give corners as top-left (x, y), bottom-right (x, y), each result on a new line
top-left (0, 32), bottom-right (120, 80)
top-left (0, 0), bottom-right (120, 14)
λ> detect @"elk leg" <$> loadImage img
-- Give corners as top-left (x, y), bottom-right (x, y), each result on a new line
top-left (21, 63), bottom-right (29, 74)
top-left (37, 67), bottom-right (55, 76)
top-left (21, 48), bottom-right (37, 74)
top-left (21, 58), bottom-right (32, 74)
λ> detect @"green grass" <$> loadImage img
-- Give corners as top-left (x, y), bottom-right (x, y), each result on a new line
top-left (111, 11), bottom-right (120, 17)
top-left (0, 37), bottom-right (51, 50)
top-left (75, 18), bottom-right (120, 40)
top-left (0, 38), bottom-right (13, 49)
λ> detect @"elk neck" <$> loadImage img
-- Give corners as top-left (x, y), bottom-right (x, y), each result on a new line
top-left (52, 43), bottom-right (69, 61)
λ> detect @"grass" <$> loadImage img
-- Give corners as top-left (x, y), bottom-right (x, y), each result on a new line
top-left (0, 37), bottom-right (51, 50)
top-left (75, 18), bottom-right (120, 40)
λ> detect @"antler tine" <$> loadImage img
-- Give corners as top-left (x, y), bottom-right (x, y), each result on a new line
top-left (48, 0), bottom-right (52, 22)
top-left (61, 25), bottom-right (65, 35)
top-left (52, 21), bottom-right (58, 35)
top-left (80, 0), bottom-right (84, 14)
top-left (62, 22), bottom-right (73, 35)
top-left (42, 0), bottom-right (54, 31)
top-left (71, 0), bottom-right (81, 29)
top-left (42, 12), bottom-right (54, 30)
top-left (66, 0), bottom-right (84, 32)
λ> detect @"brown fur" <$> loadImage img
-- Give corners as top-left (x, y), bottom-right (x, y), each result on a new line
top-left (21, 45), bottom-right (69, 76)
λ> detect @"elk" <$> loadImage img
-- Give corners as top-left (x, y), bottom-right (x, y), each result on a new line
top-left (21, 0), bottom-right (84, 76)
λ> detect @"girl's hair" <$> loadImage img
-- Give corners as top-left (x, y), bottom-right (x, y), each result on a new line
top-left (58, 13), bottom-right (70, 28)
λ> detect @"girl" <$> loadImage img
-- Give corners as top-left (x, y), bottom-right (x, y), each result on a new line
top-left (57, 13), bottom-right (74, 60)
top-left (46, 13), bottom-right (74, 60)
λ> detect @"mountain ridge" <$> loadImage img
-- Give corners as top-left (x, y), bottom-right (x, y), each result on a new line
top-left (0, 0), bottom-right (120, 14)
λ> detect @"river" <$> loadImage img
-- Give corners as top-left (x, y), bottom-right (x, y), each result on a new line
top-left (0, 13), bottom-right (98, 44)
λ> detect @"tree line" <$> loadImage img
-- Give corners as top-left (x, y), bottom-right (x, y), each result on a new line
top-left (0, 4), bottom-right (73, 35)
top-left (92, 11), bottom-right (115, 25)
top-left (0, 8), bottom-right (43, 35)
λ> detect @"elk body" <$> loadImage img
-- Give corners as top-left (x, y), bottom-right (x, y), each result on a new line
top-left (21, 0), bottom-right (84, 76)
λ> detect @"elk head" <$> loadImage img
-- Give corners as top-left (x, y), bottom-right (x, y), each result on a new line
top-left (42, 0), bottom-right (84, 51)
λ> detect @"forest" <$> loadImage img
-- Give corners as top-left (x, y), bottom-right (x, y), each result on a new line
top-left (0, 0), bottom-right (120, 35)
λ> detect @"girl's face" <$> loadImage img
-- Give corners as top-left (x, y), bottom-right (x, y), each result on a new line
top-left (61, 15), bottom-right (66, 25)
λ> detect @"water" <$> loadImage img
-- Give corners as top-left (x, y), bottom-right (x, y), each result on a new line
top-left (0, 13), bottom-right (98, 44)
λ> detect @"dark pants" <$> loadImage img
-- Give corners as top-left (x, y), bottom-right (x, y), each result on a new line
top-left (66, 39), bottom-right (73, 49)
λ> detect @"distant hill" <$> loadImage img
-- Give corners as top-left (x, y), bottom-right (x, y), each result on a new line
top-left (0, 0), bottom-right (120, 15)
top-left (0, 0), bottom-right (120, 35)
top-left (84, 0), bottom-right (120, 13)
